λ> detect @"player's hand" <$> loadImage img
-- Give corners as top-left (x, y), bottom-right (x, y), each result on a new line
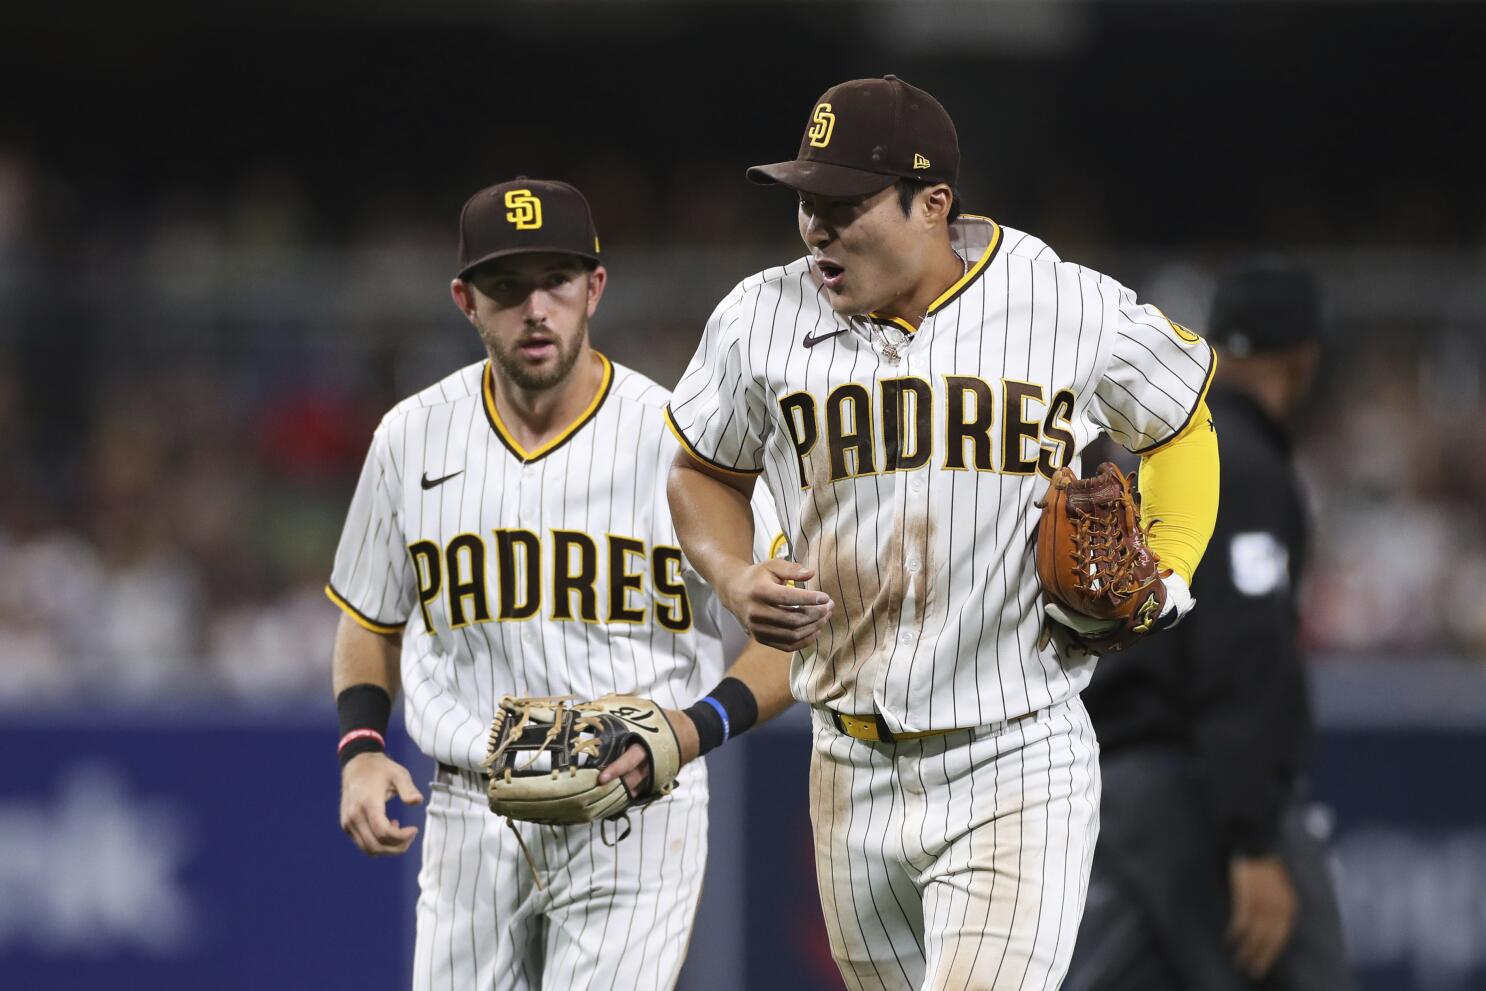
top-left (340, 752), bottom-right (424, 857)
top-left (722, 559), bottom-right (834, 652)
top-left (1226, 855), bottom-right (1298, 978)
top-left (597, 708), bottom-right (700, 799)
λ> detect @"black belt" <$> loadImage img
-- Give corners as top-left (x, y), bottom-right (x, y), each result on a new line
top-left (437, 762), bottom-right (484, 789)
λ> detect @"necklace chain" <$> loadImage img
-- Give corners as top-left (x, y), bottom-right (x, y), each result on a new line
top-left (878, 251), bottom-right (968, 363)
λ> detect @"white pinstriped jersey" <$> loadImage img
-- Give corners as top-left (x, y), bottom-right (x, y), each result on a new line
top-left (328, 353), bottom-right (777, 772)
top-left (667, 216), bottom-right (1215, 734)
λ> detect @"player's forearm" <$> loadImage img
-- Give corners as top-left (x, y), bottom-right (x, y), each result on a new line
top-left (666, 451), bottom-right (757, 596)
top-left (722, 639), bottom-right (796, 726)
top-left (681, 639), bottom-right (793, 759)
top-left (1138, 400), bottom-right (1220, 584)
top-left (332, 613), bottom-right (404, 765)
top-left (332, 614), bottom-right (402, 698)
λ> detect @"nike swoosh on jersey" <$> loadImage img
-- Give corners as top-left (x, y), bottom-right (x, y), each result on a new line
top-left (421, 470), bottom-right (464, 490)
top-left (803, 329), bottom-right (847, 348)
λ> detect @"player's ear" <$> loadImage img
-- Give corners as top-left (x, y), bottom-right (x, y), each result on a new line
top-left (920, 184), bottom-right (954, 227)
top-left (585, 265), bottom-right (608, 317)
top-left (450, 279), bottom-right (479, 323)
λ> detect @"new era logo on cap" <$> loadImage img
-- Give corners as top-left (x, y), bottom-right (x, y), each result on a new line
top-left (913, 154), bottom-right (931, 170)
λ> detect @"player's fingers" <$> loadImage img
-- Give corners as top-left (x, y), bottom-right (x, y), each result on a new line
top-left (620, 767), bottom-right (649, 798)
top-left (343, 809), bottom-right (382, 856)
top-left (763, 559), bottom-right (815, 585)
top-left (750, 627), bottom-right (806, 651)
top-left (764, 582), bottom-right (832, 608)
top-left (381, 820), bottom-right (420, 855)
top-left (597, 744), bottom-right (649, 786)
top-left (358, 797), bottom-right (414, 852)
top-left (392, 766), bottom-right (425, 806)
top-left (369, 822), bottom-right (419, 856)
top-left (777, 612), bottom-right (833, 643)
top-left (752, 622), bottom-right (827, 652)
top-left (750, 602), bottom-right (831, 631)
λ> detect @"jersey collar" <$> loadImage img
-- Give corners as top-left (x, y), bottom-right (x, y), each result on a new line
top-left (868, 216), bottom-right (1002, 335)
top-left (482, 351), bottom-right (614, 464)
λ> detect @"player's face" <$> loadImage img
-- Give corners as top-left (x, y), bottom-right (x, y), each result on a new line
top-left (454, 254), bottom-right (606, 391)
top-left (798, 186), bottom-right (922, 316)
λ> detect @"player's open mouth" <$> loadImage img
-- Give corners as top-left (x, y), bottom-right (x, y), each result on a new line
top-left (518, 338), bottom-right (557, 360)
top-left (815, 258), bottom-right (846, 291)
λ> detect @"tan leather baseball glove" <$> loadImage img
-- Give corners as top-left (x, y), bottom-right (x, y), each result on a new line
top-left (1035, 462), bottom-right (1172, 654)
top-left (482, 694), bottom-right (681, 829)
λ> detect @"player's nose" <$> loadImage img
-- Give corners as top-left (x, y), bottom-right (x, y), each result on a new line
top-left (802, 214), bottom-right (834, 249)
top-left (522, 287), bottom-right (551, 320)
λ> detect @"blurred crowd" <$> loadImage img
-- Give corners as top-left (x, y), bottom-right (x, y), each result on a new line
top-left (2, 143), bottom-right (1485, 705)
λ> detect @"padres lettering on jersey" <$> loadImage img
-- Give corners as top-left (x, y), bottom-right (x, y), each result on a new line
top-left (400, 530), bottom-right (692, 634)
top-left (668, 217), bottom-right (1216, 734)
top-left (328, 353), bottom-right (776, 771)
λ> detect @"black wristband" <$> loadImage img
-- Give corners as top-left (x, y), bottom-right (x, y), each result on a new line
top-left (682, 676), bottom-right (760, 757)
top-left (337, 684), bottom-right (392, 768)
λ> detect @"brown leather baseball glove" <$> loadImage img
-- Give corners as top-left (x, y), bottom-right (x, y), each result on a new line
top-left (1034, 462), bottom-right (1175, 654)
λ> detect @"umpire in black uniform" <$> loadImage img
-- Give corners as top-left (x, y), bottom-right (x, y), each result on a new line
top-left (1066, 261), bottom-right (1353, 991)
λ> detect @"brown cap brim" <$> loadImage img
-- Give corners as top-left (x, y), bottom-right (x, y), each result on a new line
top-left (746, 160), bottom-right (899, 197)
top-left (457, 244), bottom-right (601, 280)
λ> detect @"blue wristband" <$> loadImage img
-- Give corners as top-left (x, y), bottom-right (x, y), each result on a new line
top-left (700, 696), bottom-right (731, 742)
top-left (682, 677), bottom-right (758, 756)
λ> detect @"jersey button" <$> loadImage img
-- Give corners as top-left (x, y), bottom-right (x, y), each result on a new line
top-left (906, 558), bottom-right (921, 574)
top-left (898, 631), bottom-right (916, 645)
top-left (910, 477), bottom-right (925, 492)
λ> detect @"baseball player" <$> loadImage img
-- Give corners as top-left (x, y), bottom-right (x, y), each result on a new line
top-left (656, 76), bottom-right (1223, 989)
top-left (326, 177), bottom-right (783, 990)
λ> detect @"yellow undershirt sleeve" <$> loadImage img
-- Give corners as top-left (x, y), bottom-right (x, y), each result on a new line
top-left (1137, 399), bottom-right (1220, 585)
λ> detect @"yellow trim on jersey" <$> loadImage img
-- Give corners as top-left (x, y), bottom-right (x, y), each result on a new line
top-left (663, 406), bottom-right (764, 477)
top-left (871, 313), bottom-right (918, 335)
top-left (928, 216), bottom-right (1000, 313)
top-left (867, 217), bottom-right (1001, 333)
top-left (324, 584), bottom-right (406, 635)
top-left (1134, 347), bottom-right (1218, 455)
top-left (768, 532), bottom-right (789, 560)
top-left (482, 351), bottom-right (614, 463)
top-left (1137, 398), bottom-right (1219, 585)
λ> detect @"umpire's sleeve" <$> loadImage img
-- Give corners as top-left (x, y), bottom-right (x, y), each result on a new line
top-left (1184, 459), bottom-right (1307, 856)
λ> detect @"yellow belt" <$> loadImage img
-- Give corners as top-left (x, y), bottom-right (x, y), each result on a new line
top-left (827, 710), bottom-right (955, 744)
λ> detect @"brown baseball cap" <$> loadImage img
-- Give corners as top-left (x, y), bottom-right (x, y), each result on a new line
top-left (457, 177), bottom-right (602, 278)
top-left (747, 75), bottom-right (959, 197)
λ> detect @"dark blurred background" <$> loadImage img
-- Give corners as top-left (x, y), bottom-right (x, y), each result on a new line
top-left (1, 2), bottom-right (1483, 989)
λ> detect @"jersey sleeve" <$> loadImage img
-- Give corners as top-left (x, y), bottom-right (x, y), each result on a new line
top-left (665, 285), bottom-right (771, 475)
top-left (326, 422), bottom-right (415, 633)
top-left (1090, 284), bottom-right (1217, 453)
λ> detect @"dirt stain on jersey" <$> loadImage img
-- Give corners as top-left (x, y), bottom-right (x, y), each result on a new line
top-left (797, 447), bottom-right (940, 704)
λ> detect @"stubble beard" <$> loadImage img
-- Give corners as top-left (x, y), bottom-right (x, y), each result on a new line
top-left (485, 321), bottom-right (585, 391)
